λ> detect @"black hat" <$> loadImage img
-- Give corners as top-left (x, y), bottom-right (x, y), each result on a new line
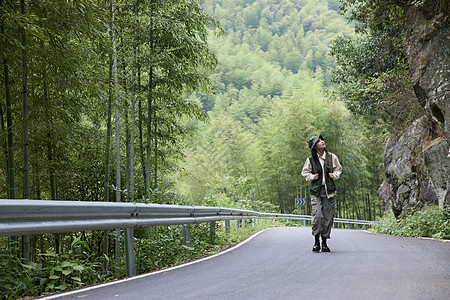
top-left (308, 135), bottom-right (324, 150)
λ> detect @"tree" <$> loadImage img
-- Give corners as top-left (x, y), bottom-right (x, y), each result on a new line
top-left (329, 0), bottom-right (413, 128)
top-left (1, 0), bottom-right (18, 260)
top-left (20, 0), bottom-right (30, 264)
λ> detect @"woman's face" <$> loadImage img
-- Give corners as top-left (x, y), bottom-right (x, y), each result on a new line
top-left (315, 139), bottom-right (326, 151)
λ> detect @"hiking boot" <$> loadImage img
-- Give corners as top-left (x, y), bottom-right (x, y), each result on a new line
top-left (322, 238), bottom-right (330, 252)
top-left (312, 234), bottom-right (320, 252)
top-left (312, 243), bottom-right (321, 252)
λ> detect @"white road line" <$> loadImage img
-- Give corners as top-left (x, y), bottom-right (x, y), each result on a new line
top-left (39, 228), bottom-right (272, 299)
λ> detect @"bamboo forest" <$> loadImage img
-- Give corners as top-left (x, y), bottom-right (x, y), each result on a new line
top-left (3, 0), bottom-right (446, 298)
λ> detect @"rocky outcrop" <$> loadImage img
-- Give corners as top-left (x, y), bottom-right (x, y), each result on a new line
top-left (379, 1), bottom-right (449, 216)
top-left (379, 117), bottom-right (447, 217)
top-left (403, 0), bottom-right (449, 139)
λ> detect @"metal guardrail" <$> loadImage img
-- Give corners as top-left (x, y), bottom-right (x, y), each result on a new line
top-left (259, 212), bottom-right (378, 226)
top-left (0, 199), bottom-right (376, 237)
top-left (0, 199), bottom-right (378, 237)
top-left (0, 199), bottom-right (378, 277)
top-left (0, 199), bottom-right (258, 237)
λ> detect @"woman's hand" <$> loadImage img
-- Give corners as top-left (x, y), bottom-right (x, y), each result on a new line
top-left (329, 173), bottom-right (334, 179)
top-left (313, 173), bottom-right (319, 180)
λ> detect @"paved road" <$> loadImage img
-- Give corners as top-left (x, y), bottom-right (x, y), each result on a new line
top-left (42, 227), bottom-right (449, 300)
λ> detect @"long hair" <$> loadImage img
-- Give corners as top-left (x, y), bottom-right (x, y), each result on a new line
top-left (311, 145), bottom-right (328, 176)
top-left (311, 149), bottom-right (322, 176)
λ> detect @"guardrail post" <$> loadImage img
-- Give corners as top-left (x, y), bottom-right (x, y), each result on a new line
top-left (102, 230), bottom-right (109, 273)
top-left (114, 229), bottom-right (121, 276)
top-left (183, 224), bottom-right (191, 259)
top-left (235, 219), bottom-right (239, 230)
top-left (242, 219), bottom-right (245, 228)
top-left (124, 228), bottom-right (135, 277)
top-left (252, 219), bottom-right (255, 227)
top-left (209, 221), bottom-right (215, 244)
top-left (22, 235), bottom-right (30, 264)
top-left (225, 220), bottom-right (230, 234)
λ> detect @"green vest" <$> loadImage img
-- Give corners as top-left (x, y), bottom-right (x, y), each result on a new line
top-left (309, 151), bottom-right (336, 197)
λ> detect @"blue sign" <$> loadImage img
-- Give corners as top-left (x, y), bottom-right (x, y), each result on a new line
top-left (295, 198), bottom-right (307, 206)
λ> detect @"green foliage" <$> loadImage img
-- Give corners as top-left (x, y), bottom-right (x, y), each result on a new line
top-left (1, 0), bottom-right (108, 200)
top-left (0, 241), bottom-right (37, 300)
top-left (135, 226), bottom-right (187, 272)
top-left (202, 0), bottom-right (353, 92)
top-left (0, 0), bottom-right (221, 203)
top-left (370, 206), bottom-right (450, 239)
top-left (329, 0), bottom-right (416, 132)
top-left (0, 236), bottom-right (103, 299)
top-left (177, 68), bottom-right (383, 217)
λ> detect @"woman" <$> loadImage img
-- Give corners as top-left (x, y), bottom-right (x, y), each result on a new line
top-left (301, 135), bottom-right (342, 252)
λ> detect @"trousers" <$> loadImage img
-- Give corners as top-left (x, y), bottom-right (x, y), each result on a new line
top-left (311, 186), bottom-right (335, 238)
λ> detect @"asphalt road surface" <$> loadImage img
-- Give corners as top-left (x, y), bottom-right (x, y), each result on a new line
top-left (41, 227), bottom-right (450, 300)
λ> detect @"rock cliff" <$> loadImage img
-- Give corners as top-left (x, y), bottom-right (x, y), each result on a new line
top-left (379, 0), bottom-right (449, 216)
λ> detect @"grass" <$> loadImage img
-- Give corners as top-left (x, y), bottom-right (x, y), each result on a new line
top-left (369, 205), bottom-right (449, 239)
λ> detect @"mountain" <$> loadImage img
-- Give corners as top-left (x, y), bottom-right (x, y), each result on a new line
top-left (198, 0), bottom-right (353, 113)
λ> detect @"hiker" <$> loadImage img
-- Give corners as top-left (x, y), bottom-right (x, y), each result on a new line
top-left (301, 135), bottom-right (342, 252)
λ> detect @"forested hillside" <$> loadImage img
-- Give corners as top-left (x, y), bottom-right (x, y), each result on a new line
top-left (203, 0), bottom-right (344, 87)
top-left (174, 0), bottom-right (386, 218)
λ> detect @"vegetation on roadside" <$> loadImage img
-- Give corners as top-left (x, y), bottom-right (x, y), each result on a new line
top-left (1, 236), bottom-right (107, 300)
top-left (370, 206), bottom-right (450, 240)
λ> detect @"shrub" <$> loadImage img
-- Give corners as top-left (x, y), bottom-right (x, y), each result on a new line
top-left (370, 206), bottom-right (449, 239)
